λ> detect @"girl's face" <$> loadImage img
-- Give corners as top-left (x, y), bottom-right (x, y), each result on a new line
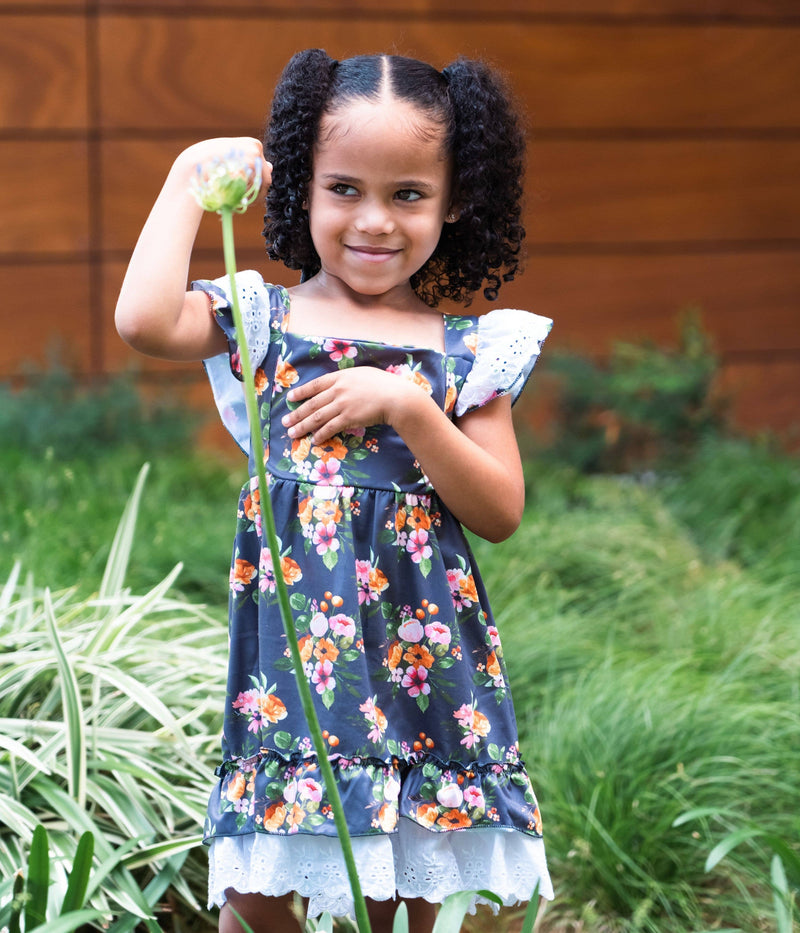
top-left (307, 96), bottom-right (453, 301)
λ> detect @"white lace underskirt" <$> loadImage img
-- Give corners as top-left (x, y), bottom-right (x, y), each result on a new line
top-left (208, 818), bottom-right (553, 919)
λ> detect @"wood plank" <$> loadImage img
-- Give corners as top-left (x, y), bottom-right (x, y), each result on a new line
top-left (0, 15), bottom-right (88, 129)
top-left (0, 262), bottom-right (92, 375)
top-left (96, 17), bottom-right (800, 130)
top-left (0, 141), bottom-right (90, 253)
top-left (100, 137), bottom-right (800, 254)
top-left (717, 358), bottom-right (800, 437)
top-left (93, 0), bottom-right (800, 21)
top-left (459, 251), bottom-right (800, 356)
top-left (528, 139), bottom-right (800, 244)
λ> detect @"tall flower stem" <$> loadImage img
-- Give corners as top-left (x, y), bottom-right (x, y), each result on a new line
top-left (219, 207), bottom-right (372, 933)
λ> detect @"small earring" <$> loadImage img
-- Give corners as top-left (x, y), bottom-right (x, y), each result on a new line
top-left (446, 212), bottom-right (458, 223)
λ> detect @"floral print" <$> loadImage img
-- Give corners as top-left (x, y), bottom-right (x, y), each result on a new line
top-left (196, 273), bottom-right (551, 854)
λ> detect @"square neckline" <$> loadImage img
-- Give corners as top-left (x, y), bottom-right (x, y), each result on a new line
top-left (281, 291), bottom-right (449, 357)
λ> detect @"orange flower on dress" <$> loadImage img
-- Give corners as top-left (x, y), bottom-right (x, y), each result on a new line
top-left (444, 383), bottom-right (457, 414)
top-left (313, 499), bottom-right (343, 524)
top-left (254, 367), bottom-right (268, 395)
top-left (298, 635), bottom-right (314, 664)
top-left (394, 508), bottom-right (407, 533)
top-left (291, 435), bottom-right (312, 465)
top-left (262, 801), bottom-right (287, 831)
top-left (281, 556), bottom-right (302, 585)
top-left (314, 638), bottom-right (340, 663)
top-left (231, 559), bottom-right (257, 587)
top-left (408, 507), bottom-right (432, 531)
top-left (416, 801), bottom-right (439, 828)
top-left (437, 809), bottom-right (472, 830)
top-left (259, 692), bottom-right (288, 724)
top-left (287, 801), bottom-right (306, 830)
top-left (312, 436), bottom-right (348, 461)
top-left (377, 802), bottom-right (398, 832)
top-left (486, 651), bottom-right (502, 679)
top-left (532, 805), bottom-right (543, 834)
top-left (297, 497), bottom-right (314, 526)
top-left (227, 771), bottom-right (247, 801)
top-left (403, 644), bottom-right (435, 670)
top-left (387, 640), bottom-right (403, 671)
top-left (243, 488), bottom-right (260, 521)
top-left (410, 371), bottom-right (433, 395)
top-left (275, 358), bottom-right (299, 390)
top-left (368, 567), bottom-right (389, 595)
top-left (464, 333), bottom-right (479, 355)
top-left (459, 574), bottom-right (479, 604)
top-left (472, 710), bottom-right (491, 737)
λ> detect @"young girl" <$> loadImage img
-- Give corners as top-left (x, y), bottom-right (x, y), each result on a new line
top-left (116, 50), bottom-right (553, 933)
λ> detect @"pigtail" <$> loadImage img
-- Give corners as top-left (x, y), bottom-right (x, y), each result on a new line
top-left (431, 58), bottom-right (527, 304)
top-left (263, 49), bottom-right (337, 276)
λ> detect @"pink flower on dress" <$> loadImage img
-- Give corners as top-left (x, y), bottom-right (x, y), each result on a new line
top-left (401, 666), bottom-right (430, 697)
top-left (312, 522), bottom-right (339, 556)
top-left (425, 621), bottom-right (452, 646)
top-left (312, 659), bottom-right (335, 694)
top-left (407, 529), bottom-right (432, 563)
top-left (463, 786), bottom-right (486, 809)
top-left (309, 458), bottom-right (343, 486)
top-left (330, 613), bottom-right (356, 637)
top-left (397, 619), bottom-right (424, 643)
top-left (323, 338), bottom-right (357, 363)
top-left (298, 778), bottom-right (323, 802)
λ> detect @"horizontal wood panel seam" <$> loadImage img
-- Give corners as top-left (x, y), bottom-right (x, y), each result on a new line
top-left (4, 6), bottom-right (800, 25)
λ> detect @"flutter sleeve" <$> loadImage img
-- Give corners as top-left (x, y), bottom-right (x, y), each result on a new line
top-left (454, 308), bottom-right (553, 417)
top-left (192, 269), bottom-right (285, 455)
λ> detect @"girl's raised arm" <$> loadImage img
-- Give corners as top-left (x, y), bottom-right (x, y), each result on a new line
top-left (115, 138), bottom-right (269, 362)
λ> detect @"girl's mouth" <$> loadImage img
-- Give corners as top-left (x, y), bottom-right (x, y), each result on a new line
top-left (346, 245), bottom-right (401, 262)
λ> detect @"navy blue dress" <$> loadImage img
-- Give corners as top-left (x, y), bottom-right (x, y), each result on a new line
top-left (195, 271), bottom-right (554, 917)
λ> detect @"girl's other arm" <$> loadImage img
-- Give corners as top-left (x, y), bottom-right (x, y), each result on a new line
top-left (115, 138), bottom-right (268, 361)
top-left (283, 370), bottom-right (524, 542)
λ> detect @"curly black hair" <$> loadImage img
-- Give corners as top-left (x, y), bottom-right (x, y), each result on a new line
top-left (263, 50), bottom-right (526, 307)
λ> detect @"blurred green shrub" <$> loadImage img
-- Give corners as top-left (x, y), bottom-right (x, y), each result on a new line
top-left (544, 311), bottom-right (726, 473)
top-left (0, 362), bottom-right (197, 458)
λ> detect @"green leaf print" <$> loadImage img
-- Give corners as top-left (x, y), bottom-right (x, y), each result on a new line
top-left (416, 693), bottom-right (430, 713)
top-left (322, 548), bottom-right (339, 571)
top-left (321, 688), bottom-right (335, 710)
top-left (290, 592), bottom-right (307, 611)
top-left (273, 730), bottom-right (293, 750)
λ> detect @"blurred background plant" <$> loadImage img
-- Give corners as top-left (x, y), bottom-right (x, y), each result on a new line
top-left (1, 313), bottom-right (798, 932)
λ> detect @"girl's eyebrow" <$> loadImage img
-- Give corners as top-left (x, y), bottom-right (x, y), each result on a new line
top-left (319, 172), bottom-right (438, 193)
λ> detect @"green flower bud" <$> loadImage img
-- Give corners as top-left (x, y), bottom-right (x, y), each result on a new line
top-left (190, 151), bottom-right (261, 214)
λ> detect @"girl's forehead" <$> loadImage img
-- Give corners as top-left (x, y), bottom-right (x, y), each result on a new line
top-left (317, 97), bottom-right (447, 157)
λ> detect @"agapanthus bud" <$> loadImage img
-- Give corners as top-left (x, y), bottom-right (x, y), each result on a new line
top-left (190, 151), bottom-right (261, 214)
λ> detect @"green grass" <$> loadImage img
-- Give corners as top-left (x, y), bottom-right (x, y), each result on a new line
top-left (2, 434), bottom-right (798, 932)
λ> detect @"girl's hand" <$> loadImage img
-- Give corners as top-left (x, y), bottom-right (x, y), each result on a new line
top-left (178, 137), bottom-right (272, 192)
top-left (282, 368), bottom-right (419, 443)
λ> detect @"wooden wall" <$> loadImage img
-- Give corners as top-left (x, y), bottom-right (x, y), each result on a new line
top-left (1, 1), bottom-right (799, 443)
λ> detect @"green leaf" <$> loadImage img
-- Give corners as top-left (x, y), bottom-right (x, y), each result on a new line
top-left (771, 855), bottom-right (793, 933)
top-left (520, 881), bottom-right (541, 933)
top-left (273, 731), bottom-right (293, 750)
top-left (392, 900), bottom-right (409, 933)
top-left (705, 828), bottom-right (765, 873)
top-left (25, 825), bottom-right (50, 932)
top-left (43, 590), bottom-right (86, 807)
top-left (60, 832), bottom-right (94, 915)
top-left (290, 592), bottom-right (307, 611)
top-left (27, 909), bottom-right (105, 933)
top-left (98, 462), bottom-right (150, 601)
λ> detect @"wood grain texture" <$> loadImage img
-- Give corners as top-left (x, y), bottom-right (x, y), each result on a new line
top-left (718, 358), bottom-right (800, 434)
top-left (0, 15), bottom-right (88, 130)
top-left (528, 140), bottom-right (800, 244)
top-left (0, 141), bottom-right (90, 253)
top-left (0, 262), bottom-right (92, 374)
top-left (461, 251), bottom-right (800, 356)
top-left (96, 16), bottom-right (800, 130)
top-left (92, 0), bottom-right (800, 21)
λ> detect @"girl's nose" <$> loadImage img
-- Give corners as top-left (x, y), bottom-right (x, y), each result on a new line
top-left (354, 199), bottom-right (394, 235)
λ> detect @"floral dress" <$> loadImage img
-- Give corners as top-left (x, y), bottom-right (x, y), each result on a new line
top-left (195, 270), bottom-right (554, 918)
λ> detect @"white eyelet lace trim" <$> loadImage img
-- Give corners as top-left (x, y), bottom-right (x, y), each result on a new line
top-left (454, 308), bottom-right (552, 417)
top-left (208, 819), bottom-right (553, 919)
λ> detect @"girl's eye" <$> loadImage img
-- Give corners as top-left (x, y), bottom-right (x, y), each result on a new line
top-left (330, 183), bottom-right (358, 196)
top-left (395, 189), bottom-right (422, 202)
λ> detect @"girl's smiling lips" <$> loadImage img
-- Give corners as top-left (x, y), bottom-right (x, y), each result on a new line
top-left (346, 244), bottom-right (401, 262)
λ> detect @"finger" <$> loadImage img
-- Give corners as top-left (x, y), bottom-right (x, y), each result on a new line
top-left (287, 374), bottom-right (336, 405)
